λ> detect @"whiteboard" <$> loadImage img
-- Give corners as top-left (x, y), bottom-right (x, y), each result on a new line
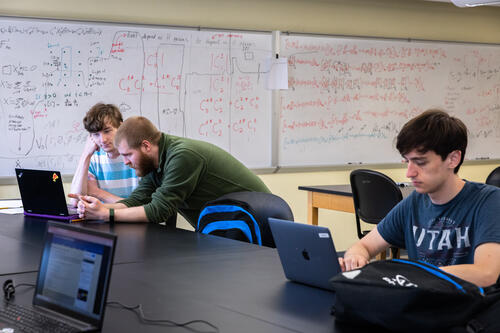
top-left (0, 17), bottom-right (273, 177)
top-left (279, 35), bottom-right (500, 167)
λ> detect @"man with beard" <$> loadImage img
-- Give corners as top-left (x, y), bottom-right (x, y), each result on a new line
top-left (69, 103), bottom-right (139, 207)
top-left (72, 116), bottom-right (270, 227)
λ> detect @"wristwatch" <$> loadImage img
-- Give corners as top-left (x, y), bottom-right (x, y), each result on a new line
top-left (109, 208), bottom-right (115, 224)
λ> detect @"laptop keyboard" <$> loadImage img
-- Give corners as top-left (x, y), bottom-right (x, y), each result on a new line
top-left (0, 303), bottom-right (80, 333)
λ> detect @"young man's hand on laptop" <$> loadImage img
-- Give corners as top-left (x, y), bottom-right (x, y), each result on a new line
top-left (68, 193), bottom-right (93, 204)
top-left (68, 193), bottom-right (84, 200)
top-left (68, 194), bottom-right (101, 219)
top-left (338, 254), bottom-right (369, 272)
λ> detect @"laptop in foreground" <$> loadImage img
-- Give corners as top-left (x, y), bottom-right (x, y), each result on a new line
top-left (268, 218), bottom-right (341, 291)
top-left (15, 168), bottom-right (82, 222)
top-left (0, 222), bottom-right (117, 332)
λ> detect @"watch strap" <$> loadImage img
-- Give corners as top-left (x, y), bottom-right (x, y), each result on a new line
top-left (109, 208), bottom-right (115, 224)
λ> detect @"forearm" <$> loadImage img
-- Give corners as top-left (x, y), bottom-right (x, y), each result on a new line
top-left (90, 203), bottom-right (149, 222)
top-left (344, 241), bottom-right (372, 261)
top-left (114, 206), bottom-right (149, 222)
top-left (103, 203), bottom-right (128, 209)
top-left (118, 181), bottom-right (177, 223)
top-left (345, 228), bottom-right (389, 261)
top-left (88, 186), bottom-right (123, 204)
top-left (442, 243), bottom-right (500, 287)
top-left (70, 154), bottom-right (93, 206)
top-left (441, 264), bottom-right (499, 287)
top-left (340, 229), bottom-right (392, 271)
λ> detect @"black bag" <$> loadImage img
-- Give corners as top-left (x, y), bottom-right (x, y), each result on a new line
top-left (330, 259), bottom-right (499, 333)
top-left (196, 192), bottom-right (293, 248)
top-left (451, 284), bottom-right (500, 333)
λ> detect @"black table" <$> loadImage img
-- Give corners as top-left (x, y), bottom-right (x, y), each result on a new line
top-left (0, 214), bottom-right (268, 274)
top-left (0, 214), bottom-right (356, 332)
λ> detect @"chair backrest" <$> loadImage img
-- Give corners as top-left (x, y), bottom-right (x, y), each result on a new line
top-left (350, 169), bottom-right (403, 239)
top-left (485, 166), bottom-right (500, 187)
top-left (197, 191), bottom-right (294, 248)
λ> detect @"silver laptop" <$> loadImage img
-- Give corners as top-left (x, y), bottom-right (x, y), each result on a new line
top-left (0, 222), bottom-right (117, 332)
top-left (268, 218), bottom-right (341, 291)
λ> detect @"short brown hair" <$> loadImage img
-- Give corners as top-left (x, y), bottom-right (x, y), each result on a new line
top-left (83, 103), bottom-right (123, 132)
top-left (396, 109), bottom-right (468, 173)
top-left (114, 116), bottom-right (162, 149)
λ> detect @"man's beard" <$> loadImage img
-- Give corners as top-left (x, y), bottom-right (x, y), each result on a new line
top-left (134, 152), bottom-right (156, 177)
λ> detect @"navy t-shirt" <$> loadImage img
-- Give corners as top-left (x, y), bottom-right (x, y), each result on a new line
top-left (377, 181), bottom-right (500, 267)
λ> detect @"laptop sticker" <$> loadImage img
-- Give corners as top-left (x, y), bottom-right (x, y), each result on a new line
top-left (318, 233), bottom-right (330, 238)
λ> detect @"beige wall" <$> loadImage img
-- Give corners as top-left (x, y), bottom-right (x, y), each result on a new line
top-left (1, 0), bottom-right (500, 43)
top-left (1, 0), bottom-right (499, 250)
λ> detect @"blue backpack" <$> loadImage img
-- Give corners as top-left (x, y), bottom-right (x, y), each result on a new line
top-left (196, 192), bottom-right (293, 248)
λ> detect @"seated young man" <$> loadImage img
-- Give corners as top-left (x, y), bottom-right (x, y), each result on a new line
top-left (339, 109), bottom-right (500, 287)
top-left (70, 103), bottom-right (139, 207)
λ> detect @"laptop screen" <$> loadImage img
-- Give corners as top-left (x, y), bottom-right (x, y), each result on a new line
top-left (33, 223), bottom-right (116, 327)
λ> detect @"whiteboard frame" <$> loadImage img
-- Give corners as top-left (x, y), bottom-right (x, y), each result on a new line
top-left (280, 30), bottom-right (500, 48)
top-left (0, 15), bottom-right (273, 35)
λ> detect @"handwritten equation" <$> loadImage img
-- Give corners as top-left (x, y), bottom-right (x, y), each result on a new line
top-left (279, 36), bottom-right (500, 166)
top-left (0, 18), bottom-right (272, 175)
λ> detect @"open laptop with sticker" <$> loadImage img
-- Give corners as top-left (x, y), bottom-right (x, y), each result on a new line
top-left (268, 218), bottom-right (341, 291)
top-left (15, 168), bottom-right (82, 222)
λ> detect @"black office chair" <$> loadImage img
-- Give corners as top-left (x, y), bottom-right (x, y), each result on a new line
top-left (485, 166), bottom-right (500, 187)
top-left (350, 169), bottom-right (403, 259)
top-left (197, 191), bottom-right (294, 248)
